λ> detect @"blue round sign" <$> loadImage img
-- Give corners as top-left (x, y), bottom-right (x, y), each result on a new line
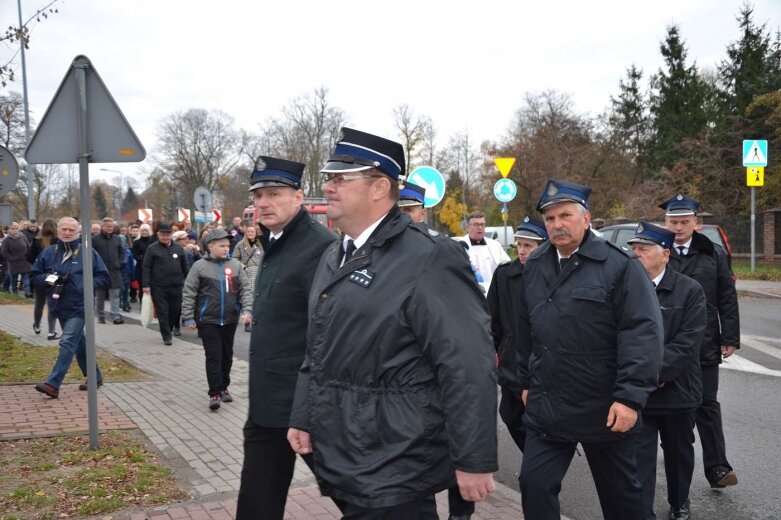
top-left (494, 178), bottom-right (517, 202)
top-left (407, 166), bottom-right (446, 208)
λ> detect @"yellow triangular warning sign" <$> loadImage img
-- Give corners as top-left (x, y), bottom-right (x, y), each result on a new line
top-left (494, 157), bottom-right (516, 178)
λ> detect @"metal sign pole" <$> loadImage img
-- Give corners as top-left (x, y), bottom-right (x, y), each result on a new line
top-left (75, 63), bottom-right (100, 449)
top-left (750, 187), bottom-right (756, 273)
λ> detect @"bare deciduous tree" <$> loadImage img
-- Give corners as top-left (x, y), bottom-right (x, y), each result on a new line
top-left (392, 104), bottom-right (434, 176)
top-left (244, 87), bottom-right (346, 197)
top-left (156, 108), bottom-right (241, 212)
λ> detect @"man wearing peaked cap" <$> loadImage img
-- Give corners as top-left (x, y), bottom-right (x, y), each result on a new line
top-left (487, 215), bottom-right (547, 457)
top-left (628, 221), bottom-right (706, 520)
top-left (661, 193), bottom-right (741, 490)
top-left (236, 156), bottom-right (339, 519)
top-left (288, 128), bottom-right (498, 518)
top-left (398, 181), bottom-right (427, 223)
top-left (517, 179), bottom-right (663, 520)
top-left (321, 127), bottom-right (405, 179)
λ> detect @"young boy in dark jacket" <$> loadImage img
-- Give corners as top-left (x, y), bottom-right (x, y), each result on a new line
top-left (182, 229), bottom-right (252, 410)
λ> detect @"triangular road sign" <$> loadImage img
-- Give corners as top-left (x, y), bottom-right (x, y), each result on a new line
top-left (25, 55), bottom-right (146, 164)
top-left (494, 157), bottom-right (516, 178)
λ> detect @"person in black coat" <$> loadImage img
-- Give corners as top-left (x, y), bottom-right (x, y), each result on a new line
top-left (517, 179), bottom-right (663, 520)
top-left (132, 224), bottom-right (155, 302)
top-left (661, 193), bottom-right (741, 488)
top-left (141, 223), bottom-right (188, 345)
top-left (628, 222), bottom-right (707, 520)
top-left (288, 129), bottom-right (498, 518)
top-left (92, 218), bottom-right (125, 324)
top-left (236, 157), bottom-right (338, 520)
top-left (487, 215), bottom-right (547, 454)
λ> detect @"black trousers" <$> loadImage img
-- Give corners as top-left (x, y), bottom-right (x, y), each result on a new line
top-left (150, 285), bottom-right (182, 341)
top-left (198, 322), bottom-right (237, 396)
top-left (33, 284), bottom-right (56, 333)
top-left (636, 412), bottom-right (696, 517)
top-left (696, 365), bottom-right (732, 476)
top-left (520, 428), bottom-right (644, 520)
top-left (236, 420), bottom-right (346, 520)
top-left (341, 496), bottom-right (437, 519)
top-left (499, 385), bottom-right (526, 453)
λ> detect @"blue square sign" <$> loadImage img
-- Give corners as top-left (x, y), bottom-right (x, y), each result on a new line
top-left (743, 140), bottom-right (768, 167)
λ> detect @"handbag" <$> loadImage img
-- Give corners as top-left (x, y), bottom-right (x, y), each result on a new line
top-left (140, 295), bottom-right (155, 328)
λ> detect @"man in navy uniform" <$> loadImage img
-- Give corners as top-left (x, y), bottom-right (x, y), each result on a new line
top-left (397, 181), bottom-right (427, 223)
top-left (628, 222), bottom-right (706, 520)
top-left (661, 193), bottom-right (740, 488)
top-left (517, 179), bottom-right (663, 520)
top-left (488, 215), bottom-right (547, 455)
top-left (236, 156), bottom-right (338, 520)
top-left (288, 128), bottom-right (497, 518)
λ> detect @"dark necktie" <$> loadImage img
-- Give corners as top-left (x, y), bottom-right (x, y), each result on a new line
top-left (559, 256), bottom-right (570, 273)
top-left (340, 239), bottom-right (356, 266)
top-left (677, 246), bottom-right (685, 256)
top-left (269, 237), bottom-right (276, 245)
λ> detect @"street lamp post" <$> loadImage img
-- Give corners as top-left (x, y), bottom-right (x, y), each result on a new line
top-left (100, 168), bottom-right (123, 221)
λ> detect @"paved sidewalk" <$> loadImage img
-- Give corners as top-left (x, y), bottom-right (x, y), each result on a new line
top-left (735, 279), bottom-right (781, 299)
top-left (0, 303), bottom-right (527, 519)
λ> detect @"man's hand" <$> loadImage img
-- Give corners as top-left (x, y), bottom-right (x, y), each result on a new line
top-left (455, 470), bottom-right (495, 502)
top-left (242, 314), bottom-right (251, 325)
top-left (521, 389), bottom-right (528, 406)
top-left (143, 287), bottom-right (151, 294)
top-left (606, 402), bottom-right (637, 432)
top-left (722, 345), bottom-right (737, 359)
top-left (287, 428), bottom-right (312, 455)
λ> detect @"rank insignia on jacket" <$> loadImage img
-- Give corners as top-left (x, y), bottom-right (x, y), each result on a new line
top-left (349, 269), bottom-right (375, 288)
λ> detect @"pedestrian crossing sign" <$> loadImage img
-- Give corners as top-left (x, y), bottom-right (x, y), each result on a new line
top-left (746, 166), bottom-right (764, 187)
top-left (743, 140), bottom-right (768, 167)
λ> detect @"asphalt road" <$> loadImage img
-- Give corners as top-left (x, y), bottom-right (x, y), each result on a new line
top-left (229, 297), bottom-right (781, 519)
top-left (494, 296), bottom-right (781, 520)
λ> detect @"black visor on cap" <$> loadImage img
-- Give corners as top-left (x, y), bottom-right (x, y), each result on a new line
top-left (321, 154), bottom-right (380, 174)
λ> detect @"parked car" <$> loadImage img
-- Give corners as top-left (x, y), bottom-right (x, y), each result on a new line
top-left (598, 222), bottom-right (733, 269)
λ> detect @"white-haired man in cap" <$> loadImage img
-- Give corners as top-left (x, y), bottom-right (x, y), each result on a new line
top-left (236, 156), bottom-right (339, 520)
top-left (628, 221), bottom-right (706, 520)
top-left (288, 128), bottom-right (497, 518)
top-left (517, 179), bottom-right (663, 520)
top-left (661, 193), bottom-right (740, 489)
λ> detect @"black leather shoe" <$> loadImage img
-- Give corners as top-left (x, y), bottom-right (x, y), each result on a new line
top-left (163, 338), bottom-right (172, 346)
top-left (113, 317), bottom-right (124, 324)
top-left (668, 499), bottom-right (691, 519)
top-left (709, 467), bottom-right (738, 488)
top-left (98, 317), bottom-right (106, 324)
top-left (173, 327), bottom-right (181, 336)
top-left (79, 379), bottom-right (104, 391)
top-left (448, 515), bottom-right (472, 520)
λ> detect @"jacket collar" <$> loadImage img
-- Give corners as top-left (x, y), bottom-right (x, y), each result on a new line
top-left (656, 267), bottom-right (675, 292)
top-left (687, 230), bottom-right (714, 254)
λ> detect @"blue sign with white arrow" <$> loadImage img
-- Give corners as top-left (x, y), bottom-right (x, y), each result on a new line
top-left (494, 178), bottom-right (517, 203)
top-left (407, 166), bottom-right (446, 208)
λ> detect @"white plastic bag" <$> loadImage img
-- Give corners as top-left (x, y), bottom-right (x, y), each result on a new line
top-left (140, 295), bottom-right (155, 328)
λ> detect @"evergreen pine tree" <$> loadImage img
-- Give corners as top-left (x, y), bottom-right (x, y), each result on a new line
top-left (122, 186), bottom-right (139, 215)
top-left (648, 25), bottom-right (711, 170)
top-left (93, 186), bottom-right (108, 220)
top-left (718, 3), bottom-right (781, 117)
top-left (609, 64), bottom-right (650, 185)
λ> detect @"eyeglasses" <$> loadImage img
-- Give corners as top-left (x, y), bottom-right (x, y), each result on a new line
top-left (321, 172), bottom-right (383, 186)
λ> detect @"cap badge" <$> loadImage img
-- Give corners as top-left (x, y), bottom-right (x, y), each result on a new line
top-left (676, 194), bottom-right (683, 201)
top-left (255, 158), bottom-right (267, 171)
top-left (523, 216), bottom-right (530, 223)
top-left (637, 223), bottom-right (644, 233)
top-left (547, 184), bottom-right (558, 196)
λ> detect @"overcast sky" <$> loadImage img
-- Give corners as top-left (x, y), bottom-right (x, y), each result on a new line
top-left (1, 0), bottom-right (779, 187)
